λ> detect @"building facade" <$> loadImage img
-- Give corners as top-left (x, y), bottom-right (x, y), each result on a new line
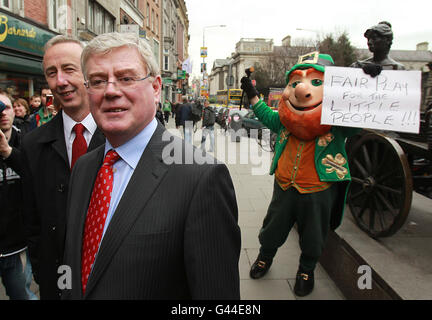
top-left (0, 0), bottom-right (189, 102)
top-left (161, 0), bottom-right (179, 102)
top-left (209, 37), bottom-right (432, 100)
top-left (174, 0), bottom-right (189, 103)
top-left (0, 1), bottom-right (58, 99)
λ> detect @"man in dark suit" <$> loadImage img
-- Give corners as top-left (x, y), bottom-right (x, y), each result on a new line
top-left (62, 32), bottom-right (241, 299)
top-left (21, 35), bottom-right (105, 299)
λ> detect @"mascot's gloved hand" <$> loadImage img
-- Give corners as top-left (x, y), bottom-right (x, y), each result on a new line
top-left (240, 76), bottom-right (259, 99)
top-left (362, 62), bottom-right (383, 78)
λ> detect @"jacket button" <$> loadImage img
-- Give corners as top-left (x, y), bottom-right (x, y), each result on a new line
top-left (52, 226), bottom-right (56, 231)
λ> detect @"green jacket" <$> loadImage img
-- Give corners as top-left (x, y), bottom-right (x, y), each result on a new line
top-left (163, 102), bottom-right (172, 112)
top-left (252, 99), bottom-right (361, 229)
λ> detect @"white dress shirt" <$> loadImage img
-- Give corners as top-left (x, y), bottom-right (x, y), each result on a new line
top-left (62, 111), bottom-right (98, 167)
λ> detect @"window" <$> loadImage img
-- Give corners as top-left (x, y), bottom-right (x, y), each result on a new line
top-left (50, 0), bottom-right (58, 30)
top-left (48, 0), bottom-right (67, 31)
top-left (94, 4), bottom-right (103, 34)
top-left (153, 39), bottom-right (159, 67)
top-left (105, 15), bottom-right (114, 33)
top-left (163, 19), bottom-right (168, 35)
top-left (87, 1), bottom-right (94, 31)
top-left (0, 0), bottom-right (20, 11)
top-left (146, 3), bottom-right (150, 28)
top-left (87, 1), bottom-right (115, 34)
top-left (156, 14), bottom-right (159, 35)
top-left (152, 9), bottom-right (155, 32)
top-left (163, 55), bottom-right (169, 71)
top-left (1, 0), bottom-right (11, 10)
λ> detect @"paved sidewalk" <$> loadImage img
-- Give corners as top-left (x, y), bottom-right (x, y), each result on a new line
top-left (0, 120), bottom-right (344, 300)
top-left (172, 121), bottom-right (345, 300)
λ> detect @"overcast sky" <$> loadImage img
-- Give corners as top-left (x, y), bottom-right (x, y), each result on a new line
top-left (185, 0), bottom-right (432, 79)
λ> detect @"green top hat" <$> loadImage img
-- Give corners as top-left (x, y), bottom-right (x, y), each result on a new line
top-left (285, 51), bottom-right (334, 84)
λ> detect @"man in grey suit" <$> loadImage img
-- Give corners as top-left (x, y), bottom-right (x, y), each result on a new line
top-left (61, 32), bottom-right (241, 299)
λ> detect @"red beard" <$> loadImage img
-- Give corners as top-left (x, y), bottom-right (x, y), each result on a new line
top-left (278, 98), bottom-right (331, 141)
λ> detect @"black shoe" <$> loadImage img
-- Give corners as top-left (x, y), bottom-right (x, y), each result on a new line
top-left (249, 255), bottom-right (273, 279)
top-left (294, 270), bottom-right (314, 297)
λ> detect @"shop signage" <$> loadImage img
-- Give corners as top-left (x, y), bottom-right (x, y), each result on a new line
top-left (200, 47), bottom-right (207, 58)
top-left (0, 12), bottom-right (56, 56)
top-left (177, 70), bottom-right (186, 80)
top-left (119, 24), bottom-right (139, 36)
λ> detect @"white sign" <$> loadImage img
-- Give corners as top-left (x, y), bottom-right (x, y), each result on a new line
top-left (321, 66), bottom-right (421, 133)
top-left (119, 24), bottom-right (139, 35)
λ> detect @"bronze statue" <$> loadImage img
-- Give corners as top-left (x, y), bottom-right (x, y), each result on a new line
top-left (352, 21), bottom-right (405, 77)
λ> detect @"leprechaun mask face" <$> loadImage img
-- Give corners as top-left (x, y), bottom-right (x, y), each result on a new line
top-left (278, 68), bottom-right (331, 141)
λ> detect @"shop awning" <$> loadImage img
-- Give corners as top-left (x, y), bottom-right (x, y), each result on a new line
top-left (0, 53), bottom-right (43, 76)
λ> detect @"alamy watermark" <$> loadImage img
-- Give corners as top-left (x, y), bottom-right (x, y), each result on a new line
top-left (161, 122), bottom-right (272, 176)
top-left (57, 265), bottom-right (72, 290)
top-left (357, 265), bottom-right (372, 290)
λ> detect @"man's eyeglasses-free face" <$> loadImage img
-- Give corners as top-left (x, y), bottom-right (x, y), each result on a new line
top-left (84, 74), bottom-right (151, 93)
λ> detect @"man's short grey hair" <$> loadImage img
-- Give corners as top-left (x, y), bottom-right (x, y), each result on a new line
top-left (81, 32), bottom-right (160, 78)
top-left (44, 35), bottom-right (83, 52)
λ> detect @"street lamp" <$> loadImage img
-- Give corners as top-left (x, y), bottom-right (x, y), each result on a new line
top-left (296, 28), bottom-right (320, 50)
top-left (201, 24), bottom-right (226, 97)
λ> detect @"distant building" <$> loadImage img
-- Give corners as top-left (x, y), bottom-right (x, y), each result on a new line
top-left (209, 36), bottom-right (432, 99)
top-left (208, 37), bottom-right (313, 96)
top-left (356, 42), bottom-right (432, 72)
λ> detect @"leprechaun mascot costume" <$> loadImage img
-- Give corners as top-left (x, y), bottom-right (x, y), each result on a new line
top-left (241, 52), bottom-right (360, 297)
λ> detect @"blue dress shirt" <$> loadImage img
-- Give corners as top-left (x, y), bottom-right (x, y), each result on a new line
top-left (101, 118), bottom-right (158, 240)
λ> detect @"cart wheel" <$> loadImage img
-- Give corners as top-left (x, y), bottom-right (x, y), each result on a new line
top-left (347, 132), bottom-right (413, 238)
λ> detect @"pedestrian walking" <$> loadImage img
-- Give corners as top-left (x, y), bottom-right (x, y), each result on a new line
top-left (179, 96), bottom-right (192, 143)
top-left (156, 102), bottom-right (165, 126)
top-left (163, 99), bottom-right (171, 123)
top-left (200, 99), bottom-right (215, 152)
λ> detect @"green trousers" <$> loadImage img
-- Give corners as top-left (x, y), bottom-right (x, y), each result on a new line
top-left (259, 180), bottom-right (338, 272)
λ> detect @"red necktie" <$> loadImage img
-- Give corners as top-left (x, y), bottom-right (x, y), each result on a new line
top-left (71, 123), bottom-right (87, 169)
top-left (81, 150), bottom-right (120, 294)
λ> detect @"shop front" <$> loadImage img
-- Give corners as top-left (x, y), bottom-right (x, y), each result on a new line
top-left (0, 9), bottom-right (57, 100)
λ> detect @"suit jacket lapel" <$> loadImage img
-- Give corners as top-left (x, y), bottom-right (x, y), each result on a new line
top-left (38, 111), bottom-right (69, 166)
top-left (84, 124), bottom-right (170, 297)
top-left (88, 128), bottom-right (105, 151)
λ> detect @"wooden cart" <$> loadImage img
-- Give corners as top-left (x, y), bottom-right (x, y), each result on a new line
top-left (346, 69), bottom-right (432, 238)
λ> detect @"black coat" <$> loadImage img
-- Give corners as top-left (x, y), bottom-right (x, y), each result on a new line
top-left (62, 124), bottom-right (241, 299)
top-left (179, 103), bottom-right (191, 126)
top-left (21, 111), bottom-right (105, 299)
top-left (0, 128), bottom-right (26, 254)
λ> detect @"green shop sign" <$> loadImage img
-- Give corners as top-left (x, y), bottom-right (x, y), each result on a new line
top-left (177, 70), bottom-right (186, 80)
top-left (0, 12), bottom-right (56, 56)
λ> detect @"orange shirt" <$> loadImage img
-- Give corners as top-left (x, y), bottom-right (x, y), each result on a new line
top-left (275, 135), bottom-right (331, 193)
